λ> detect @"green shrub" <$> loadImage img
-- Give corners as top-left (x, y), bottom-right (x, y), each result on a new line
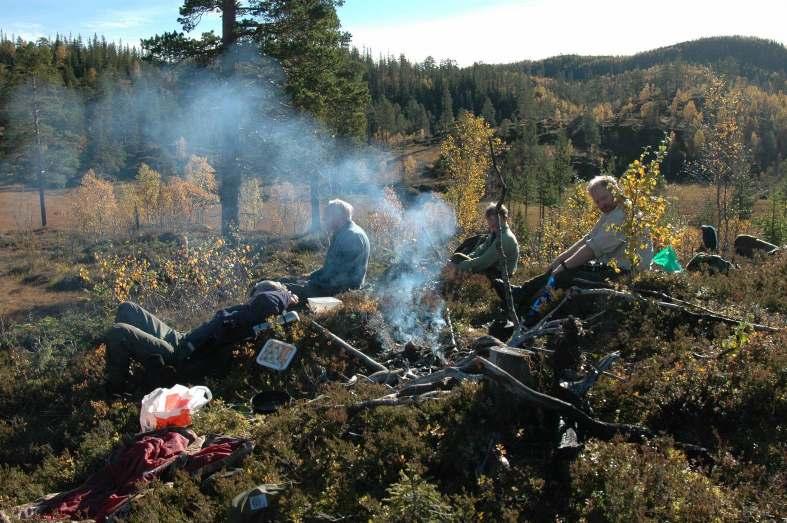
top-left (571, 440), bottom-right (740, 522)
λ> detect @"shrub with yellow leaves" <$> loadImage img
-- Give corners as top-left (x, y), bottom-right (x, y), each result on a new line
top-left (83, 237), bottom-right (257, 317)
top-left (70, 169), bottom-right (121, 235)
top-left (614, 136), bottom-right (685, 270)
top-left (533, 183), bottom-right (599, 264)
top-left (440, 112), bottom-right (500, 233)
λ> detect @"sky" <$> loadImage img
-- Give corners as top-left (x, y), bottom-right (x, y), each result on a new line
top-left (1, 0), bottom-right (785, 65)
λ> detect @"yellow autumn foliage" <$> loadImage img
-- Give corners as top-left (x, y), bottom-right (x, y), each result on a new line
top-left (441, 112), bottom-right (501, 232)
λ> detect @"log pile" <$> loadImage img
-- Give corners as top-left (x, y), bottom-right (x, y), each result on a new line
top-left (306, 283), bottom-right (782, 465)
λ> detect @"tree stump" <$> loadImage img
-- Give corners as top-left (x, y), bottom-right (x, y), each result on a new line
top-left (486, 345), bottom-right (534, 387)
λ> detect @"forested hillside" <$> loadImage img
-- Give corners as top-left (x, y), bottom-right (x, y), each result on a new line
top-left (365, 36), bottom-right (786, 181)
top-left (1, 34), bottom-right (784, 190)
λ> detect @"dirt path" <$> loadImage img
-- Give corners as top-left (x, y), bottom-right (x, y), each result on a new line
top-left (0, 273), bottom-right (88, 321)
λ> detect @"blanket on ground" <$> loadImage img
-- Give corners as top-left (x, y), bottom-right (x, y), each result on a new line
top-left (5, 428), bottom-right (253, 522)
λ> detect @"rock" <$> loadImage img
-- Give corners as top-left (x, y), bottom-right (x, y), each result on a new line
top-left (686, 253), bottom-right (734, 273)
top-left (734, 234), bottom-right (778, 258)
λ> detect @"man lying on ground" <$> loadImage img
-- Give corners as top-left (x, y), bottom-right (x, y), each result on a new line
top-left (279, 198), bottom-right (370, 300)
top-left (512, 175), bottom-right (653, 324)
top-left (104, 281), bottom-right (298, 392)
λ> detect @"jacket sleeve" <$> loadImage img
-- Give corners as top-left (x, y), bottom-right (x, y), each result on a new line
top-left (458, 237), bottom-right (500, 272)
top-left (185, 292), bottom-right (289, 350)
top-left (310, 230), bottom-right (365, 287)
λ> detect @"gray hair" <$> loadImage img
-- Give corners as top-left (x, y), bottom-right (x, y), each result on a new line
top-left (250, 280), bottom-right (287, 297)
top-left (326, 199), bottom-right (353, 221)
top-left (587, 175), bottom-right (619, 194)
top-left (485, 202), bottom-right (508, 219)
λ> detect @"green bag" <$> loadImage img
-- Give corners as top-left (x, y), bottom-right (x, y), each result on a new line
top-left (651, 246), bottom-right (683, 273)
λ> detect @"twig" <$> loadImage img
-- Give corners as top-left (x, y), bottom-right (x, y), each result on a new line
top-left (444, 306), bottom-right (458, 350)
top-left (310, 320), bottom-right (388, 372)
top-left (533, 290), bottom-right (573, 330)
top-left (345, 390), bottom-right (452, 412)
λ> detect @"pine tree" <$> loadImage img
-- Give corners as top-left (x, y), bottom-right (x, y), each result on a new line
top-left (438, 85), bottom-right (454, 133)
top-left (143, 0), bottom-right (369, 234)
top-left (4, 41), bottom-right (83, 226)
top-left (480, 96), bottom-right (497, 126)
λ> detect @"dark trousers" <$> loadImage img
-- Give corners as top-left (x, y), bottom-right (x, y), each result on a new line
top-left (503, 264), bottom-right (624, 318)
top-left (105, 302), bottom-right (189, 385)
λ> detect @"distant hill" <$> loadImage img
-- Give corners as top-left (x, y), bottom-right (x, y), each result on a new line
top-left (510, 36), bottom-right (787, 85)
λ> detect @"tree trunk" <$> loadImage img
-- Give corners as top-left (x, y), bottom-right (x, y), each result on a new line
top-left (222, 0), bottom-right (236, 50)
top-left (310, 176), bottom-right (321, 233)
top-left (220, 154), bottom-right (241, 236)
top-left (219, 0), bottom-right (240, 236)
top-left (32, 77), bottom-right (47, 228)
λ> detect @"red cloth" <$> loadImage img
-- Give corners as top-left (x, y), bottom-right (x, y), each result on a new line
top-left (38, 431), bottom-right (244, 522)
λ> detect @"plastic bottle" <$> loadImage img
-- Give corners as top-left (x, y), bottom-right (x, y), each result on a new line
top-left (525, 275), bottom-right (556, 322)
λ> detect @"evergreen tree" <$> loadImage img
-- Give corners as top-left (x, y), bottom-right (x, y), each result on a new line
top-left (481, 96), bottom-right (497, 127)
top-left (438, 85), bottom-right (454, 133)
top-left (3, 41), bottom-right (83, 226)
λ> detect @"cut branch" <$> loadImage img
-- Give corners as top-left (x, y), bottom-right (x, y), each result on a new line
top-left (310, 320), bottom-right (388, 372)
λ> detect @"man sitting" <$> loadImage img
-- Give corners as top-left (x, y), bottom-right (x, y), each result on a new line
top-left (283, 199), bottom-right (370, 299)
top-left (104, 281), bottom-right (297, 391)
top-left (513, 175), bottom-right (653, 321)
top-left (449, 203), bottom-right (520, 282)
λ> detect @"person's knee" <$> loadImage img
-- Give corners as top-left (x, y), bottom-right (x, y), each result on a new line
top-left (115, 301), bottom-right (138, 322)
top-left (105, 323), bottom-right (130, 345)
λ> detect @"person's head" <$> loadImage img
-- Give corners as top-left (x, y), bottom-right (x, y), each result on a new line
top-left (587, 175), bottom-right (619, 214)
top-left (250, 280), bottom-right (287, 298)
top-left (484, 203), bottom-right (508, 232)
top-left (324, 199), bottom-right (353, 233)
top-left (249, 280), bottom-right (298, 306)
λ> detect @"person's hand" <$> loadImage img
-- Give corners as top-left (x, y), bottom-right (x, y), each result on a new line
top-left (287, 291), bottom-right (299, 306)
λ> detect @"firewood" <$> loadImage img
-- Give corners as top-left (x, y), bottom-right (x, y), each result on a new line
top-left (310, 320), bottom-right (388, 372)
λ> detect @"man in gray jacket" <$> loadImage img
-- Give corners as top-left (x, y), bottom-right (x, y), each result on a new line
top-left (284, 199), bottom-right (370, 299)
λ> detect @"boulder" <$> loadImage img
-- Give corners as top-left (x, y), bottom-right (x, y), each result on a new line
top-left (734, 234), bottom-right (778, 258)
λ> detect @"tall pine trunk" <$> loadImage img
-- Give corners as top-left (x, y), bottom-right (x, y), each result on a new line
top-left (310, 177), bottom-right (321, 233)
top-left (219, 0), bottom-right (241, 236)
top-left (32, 77), bottom-right (47, 228)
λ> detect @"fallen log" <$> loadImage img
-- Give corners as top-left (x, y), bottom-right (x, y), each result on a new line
top-left (466, 357), bottom-right (711, 460)
top-left (310, 320), bottom-right (388, 372)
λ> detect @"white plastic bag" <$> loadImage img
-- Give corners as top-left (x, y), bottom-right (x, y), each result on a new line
top-left (139, 384), bottom-right (212, 433)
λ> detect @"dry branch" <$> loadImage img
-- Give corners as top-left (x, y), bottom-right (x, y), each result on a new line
top-left (574, 287), bottom-right (779, 332)
top-left (310, 320), bottom-right (388, 372)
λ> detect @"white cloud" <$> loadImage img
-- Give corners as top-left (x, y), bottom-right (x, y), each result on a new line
top-left (82, 7), bottom-right (163, 32)
top-left (4, 22), bottom-right (46, 42)
top-left (347, 0), bottom-right (786, 65)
